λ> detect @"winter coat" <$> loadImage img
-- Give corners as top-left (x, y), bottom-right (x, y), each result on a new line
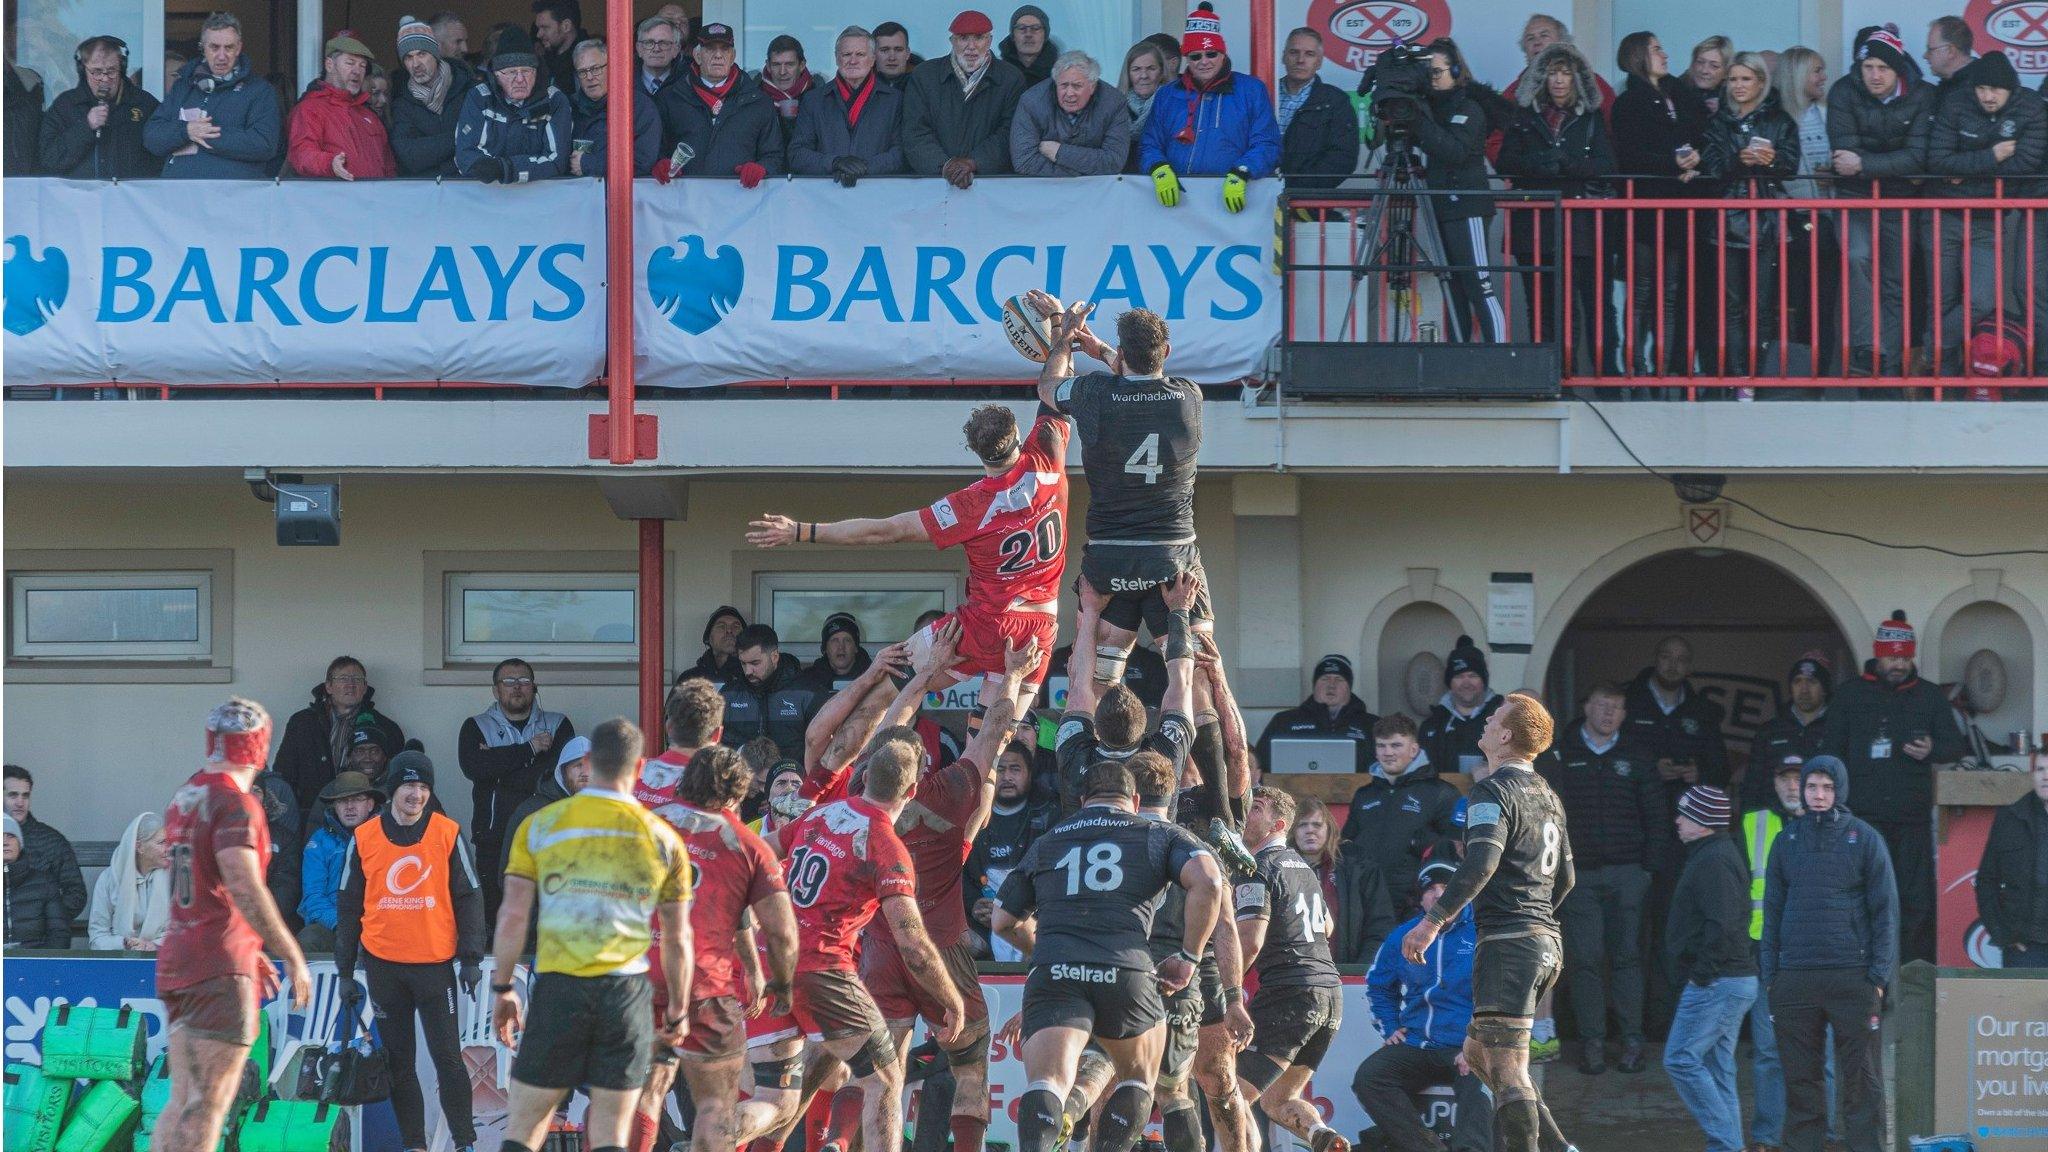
top-left (1666, 832), bottom-right (1757, 984)
top-left (14, 814), bottom-right (87, 925)
top-left (1742, 707), bottom-right (1828, 812)
top-left (1338, 760), bottom-right (1464, 917)
top-left (1277, 77), bottom-right (1359, 189)
top-left (389, 57), bottom-right (474, 176)
top-left (571, 85), bottom-right (661, 176)
top-left (1610, 73), bottom-right (1711, 200)
top-left (677, 647), bottom-right (747, 690)
top-left (1820, 668), bottom-right (1964, 824)
top-left (39, 79), bottom-right (162, 179)
top-left (1333, 839), bottom-right (1399, 964)
top-left (788, 75), bottom-right (905, 176)
top-left (1418, 692), bottom-right (1503, 777)
top-left (274, 687), bottom-right (407, 816)
top-left (453, 75), bottom-right (574, 182)
top-left (144, 55), bottom-right (281, 178)
top-left (1622, 670), bottom-right (1731, 802)
top-left (1976, 791), bottom-right (2048, 950)
top-left (794, 646), bottom-right (874, 698)
top-left (4, 854), bottom-right (72, 948)
top-left (1497, 51), bottom-right (1615, 201)
top-left (1536, 725), bottom-right (1672, 870)
top-left (1928, 85), bottom-right (2048, 198)
top-left (1699, 91), bottom-right (1802, 213)
top-left (253, 770), bottom-right (304, 928)
top-left (1140, 71), bottom-right (1280, 177)
top-left (654, 70), bottom-right (787, 177)
top-left (1368, 904), bottom-right (1476, 1048)
top-left (1255, 693), bottom-right (1379, 775)
top-left (296, 808), bottom-right (361, 931)
top-left (1009, 77), bottom-right (1129, 176)
top-left (998, 39), bottom-right (1058, 89)
top-left (1399, 82), bottom-right (1496, 221)
top-left (719, 653), bottom-right (824, 756)
top-left (287, 81), bottom-right (396, 179)
top-left (1825, 72), bottom-right (1936, 198)
top-left (901, 56), bottom-right (1026, 175)
top-left (86, 813), bottom-right (171, 950)
top-left (4, 66), bottom-right (42, 175)
top-left (458, 711), bottom-right (575, 851)
top-left (497, 754), bottom-right (575, 879)
top-left (1760, 757), bottom-right (1899, 989)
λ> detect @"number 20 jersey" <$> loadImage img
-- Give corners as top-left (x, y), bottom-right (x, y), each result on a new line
top-left (996, 805), bottom-right (1210, 972)
top-left (918, 408), bottom-right (1070, 613)
top-left (1462, 763), bottom-right (1572, 943)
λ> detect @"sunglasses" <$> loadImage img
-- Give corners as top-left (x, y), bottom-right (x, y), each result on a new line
top-left (497, 676), bottom-right (537, 686)
top-left (1186, 51), bottom-right (1221, 61)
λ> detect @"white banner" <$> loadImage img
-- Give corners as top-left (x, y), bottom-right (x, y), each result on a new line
top-left (633, 176), bottom-right (1282, 386)
top-left (3, 179), bottom-right (607, 388)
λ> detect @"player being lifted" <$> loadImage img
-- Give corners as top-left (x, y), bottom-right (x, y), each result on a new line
top-left (992, 760), bottom-right (1225, 1152)
top-left (748, 404), bottom-right (1068, 732)
top-left (1402, 694), bottom-right (1577, 1152)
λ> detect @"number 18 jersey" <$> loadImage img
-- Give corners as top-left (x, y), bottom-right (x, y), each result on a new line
top-left (996, 805), bottom-right (1209, 971)
top-left (1462, 762), bottom-right (1572, 943)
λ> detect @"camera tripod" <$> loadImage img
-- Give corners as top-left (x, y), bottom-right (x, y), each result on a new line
top-left (1340, 137), bottom-right (1460, 342)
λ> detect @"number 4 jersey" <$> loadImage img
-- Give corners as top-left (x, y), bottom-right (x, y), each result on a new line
top-left (1052, 371), bottom-right (1201, 545)
top-left (919, 408), bottom-right (1070, 613)
top-left (997, 804), bottom-right (1211, 971)
top-left (776, 795), bottom-right (918, 973)
top-left (1462, 762), bottom-right (1573, 943)
top-left (1234, 842), bottom-right (1341, 989)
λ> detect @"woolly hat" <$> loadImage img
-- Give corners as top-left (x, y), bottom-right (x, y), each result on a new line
top-left (1971, 51), bottom-right (2021, 94)
top-left (821, 612), bottom-right (862, 649)
top-left (1873, 610), bottom-right (1917, 658)
top-left (1313, 654), bottom-right (1354, 687)
top-left (205, 697), bottom-right (273, 768)
top-left (386, 748), bottom-right (435, 790)
top-left (397, 15), bottom-right (439, 60)
top-left (1677, 784), bottom-right (1731, 829)
top-left (2, 815), bottom-right (20, 843)
top-left (702, 605), bottom-right (746, 646)
top-left (1444, 634), bottom-right (1489, 686)
top-left (1181, 2), bottom-right (1224, 56)
top-left (1417, 858), bottom-right (1458, 888)
top-left (1787, 651), bottom-right (1834, 697)
top-left (1854, 26), bottom-right (1911, 79)
top-left (491, 25), bottom-right (538, 72)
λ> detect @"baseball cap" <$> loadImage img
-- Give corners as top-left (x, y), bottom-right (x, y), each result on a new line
top-left (1417, 859), bottom-right (1458, 888)
top-left (949, 10), bottom-right (994, 35)
top-left (696, 22), bottom-right (734, 45)
top-left (1775, 752), bottom-right (1806, 776)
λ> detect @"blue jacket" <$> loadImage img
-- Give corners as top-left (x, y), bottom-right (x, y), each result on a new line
top-left (144, 55), bottom-right (280, 178)
top-left (1367, 905), bottom-right (1475, 1050)
top-left (1760, 755), bottom-right (1900, 990)
top-left (1140, 71), bottom-right (1280, 177)
top-left (454, 76), bottom-right (574, 182)
top-left (297, 813), bottom-right (354, 931)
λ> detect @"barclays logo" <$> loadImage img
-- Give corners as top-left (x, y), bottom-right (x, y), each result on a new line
top-left (4, 235), bottom-right (68, 336)
top-left (648, 234), bottom-right (743, 335)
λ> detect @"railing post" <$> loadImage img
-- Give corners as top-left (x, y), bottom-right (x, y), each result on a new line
top-left (639, 517), bottom-right (666, 750)
top-left (605, 0), bottom-right (638, 465)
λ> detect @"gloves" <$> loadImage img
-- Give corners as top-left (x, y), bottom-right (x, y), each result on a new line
top-left (338, 978), bottom-right (365, 1006)
top-left (470, 155), bottom-right (510, 185)
top-left (941, 156), bottom-right (976, 189)
top-left (1151, 163), bottom-right (1182, 207)
top-left (830, 154), bottom-right (868, 188)
top-left (1223, 167), bottom-right (1250, 213)
top-left (459, 961), bottom-right (482, 996)
top-left (735, 161), bottom-right (767, 189)
top-left (651, 157), bottom-right (679, 184)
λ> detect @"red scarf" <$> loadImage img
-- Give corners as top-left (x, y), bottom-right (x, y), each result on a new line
top-left (761, 69), bottom-right (810, 118)
top-left (1175, 70), bottom-right (1229, 145)
top-left (692, 68), bottom-right (738, 114)
top-left (836, 73), bottom-right (877, 128)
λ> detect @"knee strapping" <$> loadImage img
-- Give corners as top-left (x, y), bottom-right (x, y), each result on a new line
top-left (1468, 1018), bottom-right (1531, 1051)
top-left (1095, 1081), bottom-right (1154, 1152)
top-left (844, 1029), bottom-right (896, 1079)
top-left (752, 1054), bottom-right (804, 1091)
top-left (1496, 1084), bottom-right (1539, 1107)
top-left (1234, 1048), bottom-right (1285, 1093)
top-left (1095, 644), bottom-right (1132, 683)
top-left (944, 1025), bottom-right (990, 1069)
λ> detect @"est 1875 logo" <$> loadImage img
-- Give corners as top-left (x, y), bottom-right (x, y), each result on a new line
top-left (4, 235), bottom-right (68, 336)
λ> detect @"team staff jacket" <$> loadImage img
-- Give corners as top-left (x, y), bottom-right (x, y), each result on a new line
top-left (458, 713), bottom-right (575, 852)
top-left (1331, 840), bottom-right (1399, 964)
top-left (1622, 670), bottom-right (1730, 798)
top-left (1928, 82), bottom-right (2048, 198)
top-left (1536, 725), bottom-right (1672, 871)
top-left (719, 653), bottom-right (823, 755)
top-left (1820, 668), bottom-right (1963, 824)
top-left (1255, 694), bottom-right (1378, 775)
top-left (1338, 760), bottom-right (1462, 918)
top-left (1759, 759), bottom-right (1898, 989)
top-left (1418, 692), bottom-right (1502, 777)
top-left (334, 810), bottom-right (485, 972)
top-left (1665, 832), bottom-right (1757, 985)
top-left (1975, 788), bottom-right (2048, 950)
top-left (1742, 708), bottom-right (1827, 811)
top-left (1367, 904), bottom-right (1475, 1049)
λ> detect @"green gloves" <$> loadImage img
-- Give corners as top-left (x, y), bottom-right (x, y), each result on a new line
top-left (1152, 163), bottom-right (1183, 207)
top-left (1223, 167), bottom-right (1250, 213)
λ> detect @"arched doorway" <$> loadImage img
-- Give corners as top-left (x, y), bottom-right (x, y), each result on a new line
top-left (1542, 550), bottom-right (1853, 785)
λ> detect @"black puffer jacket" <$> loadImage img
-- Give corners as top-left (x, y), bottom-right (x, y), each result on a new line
top-left (1332, 839), bottom-right (1399, 964)
top-left (795, 646), bottom-right (873, 697)
top-left (1255, 693), bottom-right (1378, 774)
top-left (1699, 91), bottom-right (1801, 204)
top-left (39, 77), bottom-right (162, 179)
top-left (4, 854), bottom-right (72, 948)
top-left (1928, 81), bottom-right (2048, 197)
top-left (388, 57), bottom-right (475, 175)
top-left (718, 653), bottom-right (824, 756)
top-left (253, 771), bottom-right (303, 929)
top-left (1976, 790), bottom-right (2048, 950)
top-left (1825, 72), bottom-right (1935, 198)
top-left (1278, 78), bottom-right (1359, 190)
top-left (1743, 707), bottom-right (1829, 812)
top-left (655, 69), bottom-right (787, 177)
top-left (274, 687), bottom-right (407, 817)
top-left (1537, 724), bottom-right (1671, 869)
top-left (1401, 82), bottom-right (1497, 222)
top-left (1760, 756), bottom-right (1898, 989)
top-left (1821, 667), bottom-right (1964, 824)
top-left (1623, 670), bottom-right (1731, 800)
top-left (15, 814), bottom-right (87, 924)
top-left (1338, 761), bottom-right (1463, 917)
top-left (1610, 72), bottom-right (1710, 199)
top-left (1496, 44), bottom-right (1614, 200)
top-left (1666, 832), bottom-right (1757, 984)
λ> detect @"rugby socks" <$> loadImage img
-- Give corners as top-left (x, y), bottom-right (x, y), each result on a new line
top-left (1095, 1080), bottom-right (1154, 1152)
top-left (1496, 1098), bottom-right (1540, 1152)
top-left (803, 1090), bottom-right (834, 1152)
top-left (823, 1084), bottom-right (865, 1150)
top-left (1535, 1099), bottom-right (1575, 1152)
top-left (950, 1114), bottom-right (988, 1152)
top-left (1160, 1098), bottom-right (1202, 1152)
top-left (1531, 1016), bottom-right (1556, 1045)
top-left (1019, 1086), bottom-right (1065, 1152)
top-left (627, 1110), bottom-right (659, 1152)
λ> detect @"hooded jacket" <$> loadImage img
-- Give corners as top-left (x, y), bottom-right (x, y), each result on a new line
top-left (1141, 69), bottom-right (1281, 177)
top-left (1825, 69), bottom-right (1935, 198)
top-left (1760, 756), bottom-right (1899, 989)
top-left (1928, 62), bottom-right (2048, 198)
top-left (902, 54), bottom-right (1027, 175)
top-left (274, 685), bottom-right (407, 816)
top-left (1820, 666), bottom-right (1963, 823)
top-left (389, 57), bottom-right (474, 175)
top-left (297, 803), bottom-right (373, 932)
top-left (1666, 830), bottom-right (1757, 983)
top-left (1536, 723), bottom-right (1672, 870)
top-left (288, 79), bottom-right (397, 179)
top-left (458, 707), bottom-right (573, 851)
top-left (1255, 692), bottom-right (1378, 774)
top-left (1976, 789), bottom-right (2048, 950)
top-left (789, 74), bottom-right (906, 175)
top-left (655, 68), bottom-right (788, 177)
top-left (1333, 838), bottom-right (1399, 963)
top-left (795, 645), bottom-right (874, 697)
top-left (571, 84), bottom-right (661, 176)
top-left (1698, 89), bottom-right (1801, 205)
top-left (254, 769), bottom-right (304, 926)
top-left (1610, 72), bottom-right (1712, 200)
top-left (87, 813), bottom-right (171, 950)
top-left (1418, 691), bottom-right (1503, 777)
top-left (454, 72), bottom-right (574, 181)
top-left (497, 754), bottom-right (575, 880)
top-left (1010, 77), bottom-right (1130, 176)
top-left (719, 652), bottom-right (824, 755)
top-left (1277, 77), bottom-right (1359, 190)
top-left (1497, 46), bottom-right (1615, 200)
top-left (144, 54), bottom-right (281, 178)
top-left (1367, 903), bottom-right (1476, 1049)
top-left (1338, 758), bottom-right (1463, 917)
top-left (39, 72), bottom-right (162, 179)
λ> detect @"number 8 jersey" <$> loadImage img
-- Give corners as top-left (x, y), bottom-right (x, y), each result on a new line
top-left (1462, 763), bottom-right (1574, 943)
top-left (996, 804), bottom-right (1211, 971)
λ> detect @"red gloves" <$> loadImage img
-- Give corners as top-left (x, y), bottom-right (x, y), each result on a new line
top-left (736, 161), bottom-right (766, 189)
top-left (652, 157), bottom-right (678, 184)
top-left (941, 156), bottom-right (976, 189)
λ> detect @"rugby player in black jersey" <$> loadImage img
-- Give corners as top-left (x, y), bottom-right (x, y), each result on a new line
top-left (991, 761), bottom-right (1224, 1152)
top-left (1053, 576), bottom-right (1197, 812)
top-left (1402, 693), bottom-right (1579, 1152)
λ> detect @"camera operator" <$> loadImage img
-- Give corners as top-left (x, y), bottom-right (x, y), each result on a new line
top-left (1369, 38), bottom-right (1508, 342)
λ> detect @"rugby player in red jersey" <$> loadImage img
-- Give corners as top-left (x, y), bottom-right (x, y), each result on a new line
top-left (155, 700), bottom-right (313, 1152)
top-left (635, 679), bottom-right (726, 819)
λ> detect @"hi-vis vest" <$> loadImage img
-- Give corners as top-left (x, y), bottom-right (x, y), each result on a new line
top-left (1742, 809), bottom-right (1785, 941)
top-left (356, 813), bottom-right (461, 964)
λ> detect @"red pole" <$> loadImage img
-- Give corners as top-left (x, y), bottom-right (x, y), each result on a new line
top-left (639, 518), bottom-right (666, 749)
top-left (1249, 0), bottom-right (1275, 89)
top-left (604, 0), bottom-right (637, 465)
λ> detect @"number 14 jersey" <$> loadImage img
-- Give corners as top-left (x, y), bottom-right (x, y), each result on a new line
top-left (1234, 842), bottom-right (1340, 989)
top-left (996, 805), bottom-right (1210, 971)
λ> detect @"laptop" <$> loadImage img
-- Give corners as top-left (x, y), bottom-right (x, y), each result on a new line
top-left (1265, 738), bottom-right (1361, 774)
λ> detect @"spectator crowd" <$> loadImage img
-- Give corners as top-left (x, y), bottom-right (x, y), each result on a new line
top-left (7, 594), bottom-right (2045, 1152)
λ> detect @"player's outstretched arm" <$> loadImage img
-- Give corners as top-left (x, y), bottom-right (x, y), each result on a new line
top-left (1198, 634), bottom-right (1254, 806)
top-left (748, 510), bottom-right (929, 548)
top-left (872, 620), bottom-right (963, 739)
top-left (752, 891), bottom-right (800, 1017)
top-left (964, 638), bottom-right (1040, 768)
top-left (882, 893), bottom-right (967, 1044)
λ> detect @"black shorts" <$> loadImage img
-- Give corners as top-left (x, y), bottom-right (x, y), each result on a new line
top-left (513, 971), bottom-right (654, 1091)
top-left (1022, 963), bottom-right (1164, 1041)
top-left (1079, 544), bottom-right (1213, 635)
top-left (1241, 983), bottom-right (1342, 1079)
top-left (1472, 933), bottom-right (1562, 1019)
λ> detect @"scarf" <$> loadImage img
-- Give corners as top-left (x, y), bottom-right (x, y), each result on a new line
top-left (1275, 76), bottom-right (1313, 132)
top-left (1125, 87), bottom-right (1155, 131)
top-left (409, 59), bottom-right (453, 115)
top-left (693, 68), bottom-right (738, 115)
top-left (761, 69), bottom-right (810, 119)
top-left (107, 813), bottom-right (171, 946)
top-left (471, 702), bottom-right (566, 748)
top-left (1175, 70), bottom-right (1229, 145)
top-left (1541, 103), bottom-right (1567, 134)
top-left (952, 53), bottom-right (990, 100)
top-left (837, 73), bottom-right (877, 128)
top-left (327, 703), bottom-right (361, 771)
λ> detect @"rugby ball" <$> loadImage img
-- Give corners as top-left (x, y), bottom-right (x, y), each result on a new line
top-left (1001, 293), bottom-right (1060, 363)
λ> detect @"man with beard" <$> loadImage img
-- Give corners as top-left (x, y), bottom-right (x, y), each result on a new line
top-left (902, 9), bottom-right (1026, 187)
top-left (289, 31), bottom-right (397, 178)
top-left (1419, 636), bottom-right (1504, 776)
top-left (683, 606), bottom-right (749, 688)
top-left (719, 625), bottom-right (824, 754)
top-left (1743, 654), bottom-right (1832, 812)
top-left (390, 16), bottom-right (474, 175)
top-left (39, 35), bottom-right (161, 178)
top-left (966, 739), bottom-right (1059, 958)
top-left (459, 658), bottom-right (574, 921)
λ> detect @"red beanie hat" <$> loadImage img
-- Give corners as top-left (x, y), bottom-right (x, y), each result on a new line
top-left (205, 697), bottom-right (273, 768)
top-left (1873, 610), bottom-right (1916, 659)
top-left (1181, 1), bottom-right (1225, 56)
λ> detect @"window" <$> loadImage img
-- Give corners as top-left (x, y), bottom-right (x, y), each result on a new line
top-left (753, 571), bottom-right (960, 660)
top-left (445, 571), bottom-right (637, 663)
top-left (9, 571), bottom-right (212, 660)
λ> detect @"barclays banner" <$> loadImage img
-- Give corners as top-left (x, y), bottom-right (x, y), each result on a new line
top-left (634, 176), bottom-right (1282, 386)
top-left (3, 179), bottom-right (606, 388)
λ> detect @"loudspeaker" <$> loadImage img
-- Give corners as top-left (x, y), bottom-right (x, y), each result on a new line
top-left (1284, 342), bottom-right (1561, 399)
top-left (275, 482), bottom-right (341, 546)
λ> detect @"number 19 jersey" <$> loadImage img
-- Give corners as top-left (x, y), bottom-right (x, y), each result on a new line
top-left (919, 409), bottom-right (1070, 613)
top-left (1462, 762), bottom-right (1572, 943)
top-left (996, 805), bottom-right (1210, 971)
top-left (777, 796), bottom-right (917, 973)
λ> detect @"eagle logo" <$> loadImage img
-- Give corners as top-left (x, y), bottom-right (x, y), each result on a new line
top-left (4, 236), bottom-right (68, 336)
top-left (647, 234), bottom-right (742, 335)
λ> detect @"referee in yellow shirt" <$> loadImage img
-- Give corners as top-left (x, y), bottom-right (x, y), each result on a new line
top-left (490, 717), bottom-right (695, 1152)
